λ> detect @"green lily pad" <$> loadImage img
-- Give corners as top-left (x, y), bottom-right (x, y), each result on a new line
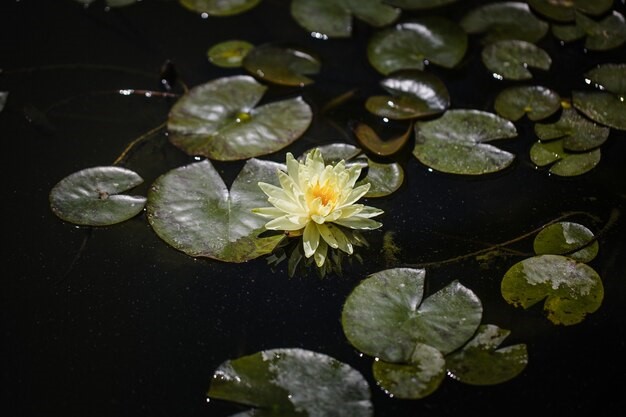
top-left (384, 0), bottom-right (458, 9)
top-left (551, 23), bottom-right (586, 42)
top-left (585, 63), bottom-right (626, 95)
top-left (530, 139), bottom-right (601, 177)
top-left (533, 222), bottom-right (599, 263)
top-left (372, 343), bottom-right (446, 399)
top-left (365, 70), bottom-right (449, 120)
top-left (301, 143), bottom-right (404, 198)
top-left (207, 40), bottom-right (254, 68)
top-left (179, 0), bottom-right (261, 16)
top-left (353, 122), bottom-right (412, 157)
top-left (527, 0), bottom-right (614, 22)
top-left (572, 90), bottom-right (626, 131)
top-left (445, 324), bottom-right (528, 386)
top-left (494, 85), bottom-right (560, 121)
top-left (534, 108), bottom-right (609, 151)
top-left (49, 166), bottom-right (146, 227)
top-left (481, 40), bottom-right (551, 80)
top-left (290, 0), bottom-right (400, 39)
top-left (460, 1), bottom-right (549, 44)
top-left (367, 18), bottom-right (468, 75)
top-left (413, 109), bottom-right (518, 175)
top-left (341, 268), bottom-right (483, 363)
top-left (575, 10), bottom-right (626, 51)
top-left (242, 43), bottom-right (321, 87)
top-left (167, 75), bottom-right (312, 161)
top-left (207, 348), bottom-right (373, 417)
top-left (146, 158), bottom-right (285, 263)
top-left (501, 254), bottom-right (604, 325)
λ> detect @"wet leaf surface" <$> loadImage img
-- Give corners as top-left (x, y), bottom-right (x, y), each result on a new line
top-left (533, 221), bottom-right (599, 263)
top-left (242, 43), bottom-right (321, 86)
top-left (481, 40), bottom-right (551, 80)
top-left (534, 108), bottom-right (609, 151)
top-left (494, 85), bottom-right (560, 121)
top-left (585, 63), bottom-right (626, 95)
top-left (501, 254), bottom-right (604, 325)
top-left (384, 0), bottom-right (458, 9)
top-left (49, 166), bottom-right (146, 226)
top-left (572, 90), bottom-right (626, 131)
top-left (530, 139), bottom-right (601, 176)
top-left (207, 40), bottom-right (254, 68)
top-left (575, 10), bottom-right (626, 51)
top-left (179, 0), bottom-right (261, 16)
top-left (527, 0), bottom-right (614, 22)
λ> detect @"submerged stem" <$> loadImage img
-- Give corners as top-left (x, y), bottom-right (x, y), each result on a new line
top-left (113, 121), bottom-right (166, 166)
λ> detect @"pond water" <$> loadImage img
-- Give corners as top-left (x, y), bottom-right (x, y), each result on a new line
top-left (3, 0), bottom-right (626, 416)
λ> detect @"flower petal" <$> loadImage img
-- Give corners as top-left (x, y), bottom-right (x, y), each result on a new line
top-left (251, 207), bottom-right (284, 218)
top-left (266, 215), bottom-right (307, 231)
top-left (339, 183), bottom-right (370, 207)
top-left (286, 153), bottom-right (300, 184)
top-left (357, 206), bottom-right (384, 218)
top-left (328, 224), bottom-right (353, 254)
top-left (334, 217), bottom-right (382, 230)
top-left (258, 182), bottom-right (293, 202)
top-left (317, 223), bottom-right (339, 249)
top-left (303, 221), bottom-right (320, 258)
top-left (313, 239), bottom-right (328, 267)
top-left (268, 197), bottom-right (305, 215)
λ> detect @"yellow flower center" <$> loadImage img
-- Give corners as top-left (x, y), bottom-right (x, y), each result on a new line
top-left (309, 180), bottom-right (338, 207)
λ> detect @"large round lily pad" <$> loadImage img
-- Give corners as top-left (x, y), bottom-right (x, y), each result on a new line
top-left (494, 85), bottom-right (560, 121)
top-left (372, 343), bottom-right (446, 399)
top-left (146, 158), bottom-right (285, 263)
top-left (367, 18), bottom-right (468, 75)
top-left (572, 90), bottom-right (626, 131)
top-left (365, 70), bottom-right (449, 120)
top-left (527, 0), bottom-right (614, 22)
top-left (290, 0), bottom-right (400, 39)
top-left (50, 166), bottom-right (146, 226)
top-left (585, 63), bottom-right (626, 95)
top-left (179, 0), bottom-right (261, 16)
top-left (534, 108), bottom-right (609, 151)
top-left (242, 43), bottom-right (321, 87)
top-left (530, 140), bottom-right (601, 177)
top-left (481, 40), bottom-right (551, 80)
top-left (167, 75), bottom-right (312, 161)
top-left (533, 221), bottom-right (598, 263)
top-left (460, 1), bottom-right (549, 44)
top-left (575, 10), bottom-right (626, 51)
top-left (341, 268), bottom-right (483, 363)
top-left (207, 348), bottom-right (373, 417)
top-left (413, 109), bottom-right (518, 175)
top-left (445, 324), bottom-right (528, 385)
top-left (501, 254), bottom-right (604, 325)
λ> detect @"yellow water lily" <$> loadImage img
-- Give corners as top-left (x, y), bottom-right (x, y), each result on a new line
top-left (253, 149), bottom-right (383, 267)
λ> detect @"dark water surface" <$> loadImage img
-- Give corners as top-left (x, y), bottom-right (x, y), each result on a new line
top-left (3, 0), bottom-right (626, 416)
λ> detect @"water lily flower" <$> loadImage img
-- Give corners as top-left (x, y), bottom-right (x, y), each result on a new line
top-left (253, 149), bottom-right (383, 267)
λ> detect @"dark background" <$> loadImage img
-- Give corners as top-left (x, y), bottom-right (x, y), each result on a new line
top-left (2, 0), bottom-right (625, 416)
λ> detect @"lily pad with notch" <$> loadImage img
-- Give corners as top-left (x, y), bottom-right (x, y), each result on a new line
top-left (353, 121), bottom-right (412, 157)
top-left (460, 1), bottom-right (549, 44)
top-left (167, 75), bottom-right (313, 161)
top-left (572, 90), bottom-right (626, 131)
top-left (413, 109), bottom-right (518, 175)
top-left (445, 324), bottom-right (528, 386)
top-left (146, 158), bottom-right (286, 263)
top-left (534, 108), bottom-right (609, 151)
top-left (49, 166), bottom-right (146, 227)
top-left (341, 268), bottom-right (483, 364)
top-left (501, 254), bottom-right (604, 325)
top-left (481, 40), bottom-right (551, 80)
top-left (207, 40), bottom-right (254, 68)
top-left (527, 0), bottom-right (614, 22)
top-left (367, 17), bottom-right (468, 75)
top-left (242, 43), bottom-right (321, 87)
top-left (290, 0), bottom-right (400, 39)
top-left (533, 221), bottom-right (599, 263)
top-left (530, 139), bottom-right (601, 177)
top-left (365, 70), bottom-right (450, 120)
top-left (207, 348), bottom-right (373, 417)
top-left (494, 85), bottom-right (560, 121)
top-left (178, 0), bottom-right (261, 16)
top-left (585, 63), bottom-right (626, 95)
top-left (574, 10), bottom-right (626, 51)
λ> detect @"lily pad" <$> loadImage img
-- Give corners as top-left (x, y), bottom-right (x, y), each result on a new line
top-left (353, 122), bottom-right (412, 157)
top-left (242, 43), bottom-right (321, 87)
top-left (341, 268), bottom-right (483, 363)
top-left (530, 140), bottom-right (601, 177)
top-left (460, 2), bottom-right (549, 44)
top-left (207, 40), bottom-right (254, 68)
top-left (365, 70), bottom-right (449, 120)
top-left (527, 0), bottom-right (614, 22)
top-left (575, 10), bottom-right (626, 51)
top-left (383, 0), bottom-right (458, 9)
top-left (445, 324), bottom-right (528, 385)
top-left (207, 348), bottom-right (373, 417)
top-left (501, 254), bottom-right (604, 325)
top-left (494, 85), bottom-right (560, 121)
top-left (49, 166), bottom-right (146, 227)
top-left (167, 75), bottom-right (312, 161)
top-left (534, 108), bottom-right (609, 151)
top-left (372, 343), bottom-right (446, 399)
top-left (572, 90), bottom-right (626, 131)
top-left (0, 91), bottom-right (7, 113)
top-left (585, 63), bottom-right (626, 95)
top-left (413, 109), bottom-right (518, 175)
top-left (481, 40), bottom-right (551, 80)
top-left (367, 18), bottom-right (468, 75)
top-left (290, 0), bottom-right (400, 39)
top-left (551, 23), bottom-right (586, 42)
top-left (179, 0), bottom-right (261, 16)
top-left (533, 222), bottom-right (599, 263)
top-left (146, 158), bottom-right (285, 263)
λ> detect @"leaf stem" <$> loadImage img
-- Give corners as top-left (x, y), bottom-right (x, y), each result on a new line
top-left (113, 121), bottom-right (167, 166)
